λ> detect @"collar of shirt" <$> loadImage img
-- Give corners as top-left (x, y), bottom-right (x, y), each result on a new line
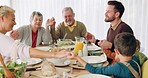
top-left (111, 19), bottom-right (122, 30)
top-left (64, 20), bottom-right (77, 32)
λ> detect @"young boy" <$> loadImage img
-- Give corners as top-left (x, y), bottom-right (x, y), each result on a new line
top-left (68, 32), bottom-right (141, 78)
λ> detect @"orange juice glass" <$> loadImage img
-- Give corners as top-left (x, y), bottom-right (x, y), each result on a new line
top-left (74, 42), bottom-right (84, 55)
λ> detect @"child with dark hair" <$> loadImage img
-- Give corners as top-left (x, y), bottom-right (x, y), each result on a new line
top-left (68, 32), bottom-right (141, 78)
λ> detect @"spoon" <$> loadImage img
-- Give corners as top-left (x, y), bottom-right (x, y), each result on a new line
top-left (0, 54), bottom-right (15, 78)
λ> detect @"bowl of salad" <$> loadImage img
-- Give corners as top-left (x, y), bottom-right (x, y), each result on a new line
top-left (0, 61), bottom-right (27, 78)
top-left (57, 39), bottom-right (74, 47)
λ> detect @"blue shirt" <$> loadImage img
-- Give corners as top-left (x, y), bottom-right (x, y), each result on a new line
top-left (85, 56), bottom-right (140, 78)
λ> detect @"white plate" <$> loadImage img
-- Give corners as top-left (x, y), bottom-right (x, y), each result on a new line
top-left (77, 74), bottom-right (111, 78)
top-left (35, 46), bottom-right (52, 51)
top-left (82, 55), bottom-right (106, 64)
top-left (47, 58), bottom-right (71, 66)
top-left (70, 61), bottom-right (109, 69)
top-left (27, 58), bottom-right (42, 66)
top-left (69, 64), bottom-right (85, 69)
top-left (55, 60), bottom-right (70, 66)
top-left (87, 45), bottom-right (101, 51)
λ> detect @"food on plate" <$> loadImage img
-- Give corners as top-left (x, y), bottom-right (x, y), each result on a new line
top-left (41, 60), bottom-right (56, 76)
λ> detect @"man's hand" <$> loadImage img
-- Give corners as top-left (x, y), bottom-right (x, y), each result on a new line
top-left (98, 40), bottom-right (112, 49)
top-left (84, 32), bottom-right (96, 43)
top-left (10, 30), bottom-right (19, 40)
top-left (46, 17), bottom-right (56, 29)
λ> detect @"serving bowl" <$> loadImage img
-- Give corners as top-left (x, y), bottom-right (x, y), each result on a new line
top-left (46, 58), bottom-right (70, 66)
top-left (57, 39), bottom-right (74, 47)
top-left (0, 62), bottom-right (27, 78)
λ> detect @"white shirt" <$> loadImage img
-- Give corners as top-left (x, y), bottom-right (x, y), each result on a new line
top-left (0, 32), bottom-right (30, 62)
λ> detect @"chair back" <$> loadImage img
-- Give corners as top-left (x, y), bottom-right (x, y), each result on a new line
top-left (142, 60), bottom-right (148, 78)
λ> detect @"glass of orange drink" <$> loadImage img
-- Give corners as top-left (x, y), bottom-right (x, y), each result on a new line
top-left (73, 37), bottom-right (84, 55)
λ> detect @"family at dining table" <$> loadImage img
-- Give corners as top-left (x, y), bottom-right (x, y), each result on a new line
top-left (0, 0), bottom-right (148, 78)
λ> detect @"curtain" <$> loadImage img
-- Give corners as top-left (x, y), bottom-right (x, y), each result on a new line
top-left (0, 0), bottom-right (11, 6)
top-left (1, 0), bottom-right (148, 56)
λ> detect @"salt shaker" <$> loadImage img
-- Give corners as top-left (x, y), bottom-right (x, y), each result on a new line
top-left (78, 50), bottom-right (83, 57)
top-left (83, 44), bottom-right (88, 56)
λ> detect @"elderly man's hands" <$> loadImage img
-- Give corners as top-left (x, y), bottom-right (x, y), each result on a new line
top-left (85, 32), bottom-right (112, 49)
top-left (46, 17), bottom-right (56, 29)
top-left (84, 32), bottom-right (96, 43)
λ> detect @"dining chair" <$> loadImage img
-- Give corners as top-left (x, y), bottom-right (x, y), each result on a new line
top-left (142, 60), bottom-right (148, 78)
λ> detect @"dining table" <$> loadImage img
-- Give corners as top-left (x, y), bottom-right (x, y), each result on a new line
top-left (23, 43), bottom-right (109, 78)
top-left (24, 61), bottom-right (108, 78)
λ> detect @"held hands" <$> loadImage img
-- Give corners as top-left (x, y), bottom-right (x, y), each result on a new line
top-left (98, 40), bottom-right (112, 49)
top-left (84, 32), bottom-right (112, 49)
top-left (102, 49), bottom-right (115, 59)
top-left (46, 17), bottom-right (56, 29)
top-left (10, 30), bottom-right (19, 40)
top-left (51, 50), bottom-right (78, 60)
top-left (53, 50), bottom-right (71, 58)
top-left (84, 32), bottom-right (96, 43)
top-left (102, 49), bottom-right (120, 64)
top-left (66, 52), bottom-right (78, 59)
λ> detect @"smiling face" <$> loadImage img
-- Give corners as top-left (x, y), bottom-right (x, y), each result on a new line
top-left (31, 15), bottom-right (43, 28)
top-left (105, 5), bottom-right (116, 22)
top-left (0, 13), bottom-right (16, 33)
top-left (63, 9), bottom-right (75, 26)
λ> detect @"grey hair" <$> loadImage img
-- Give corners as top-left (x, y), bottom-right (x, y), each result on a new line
top-left (30, 11), bottom-right (43, 23)
top-left (0, 5), bottom-right (15, 17)
top-left (62, 7), bottom-right (74, 14)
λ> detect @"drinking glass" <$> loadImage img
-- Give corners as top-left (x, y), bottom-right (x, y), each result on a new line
top-left (73, 37), bottom-right (84, 54)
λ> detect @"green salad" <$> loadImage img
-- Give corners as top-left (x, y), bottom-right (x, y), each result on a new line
top-left (0, 62), bottom-right (26, 78)
top-left (57, 41), bottom-right (74, 47)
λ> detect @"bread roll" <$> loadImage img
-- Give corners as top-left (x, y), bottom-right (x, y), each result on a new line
top-left (41, 60), bottom-right (56, 76)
